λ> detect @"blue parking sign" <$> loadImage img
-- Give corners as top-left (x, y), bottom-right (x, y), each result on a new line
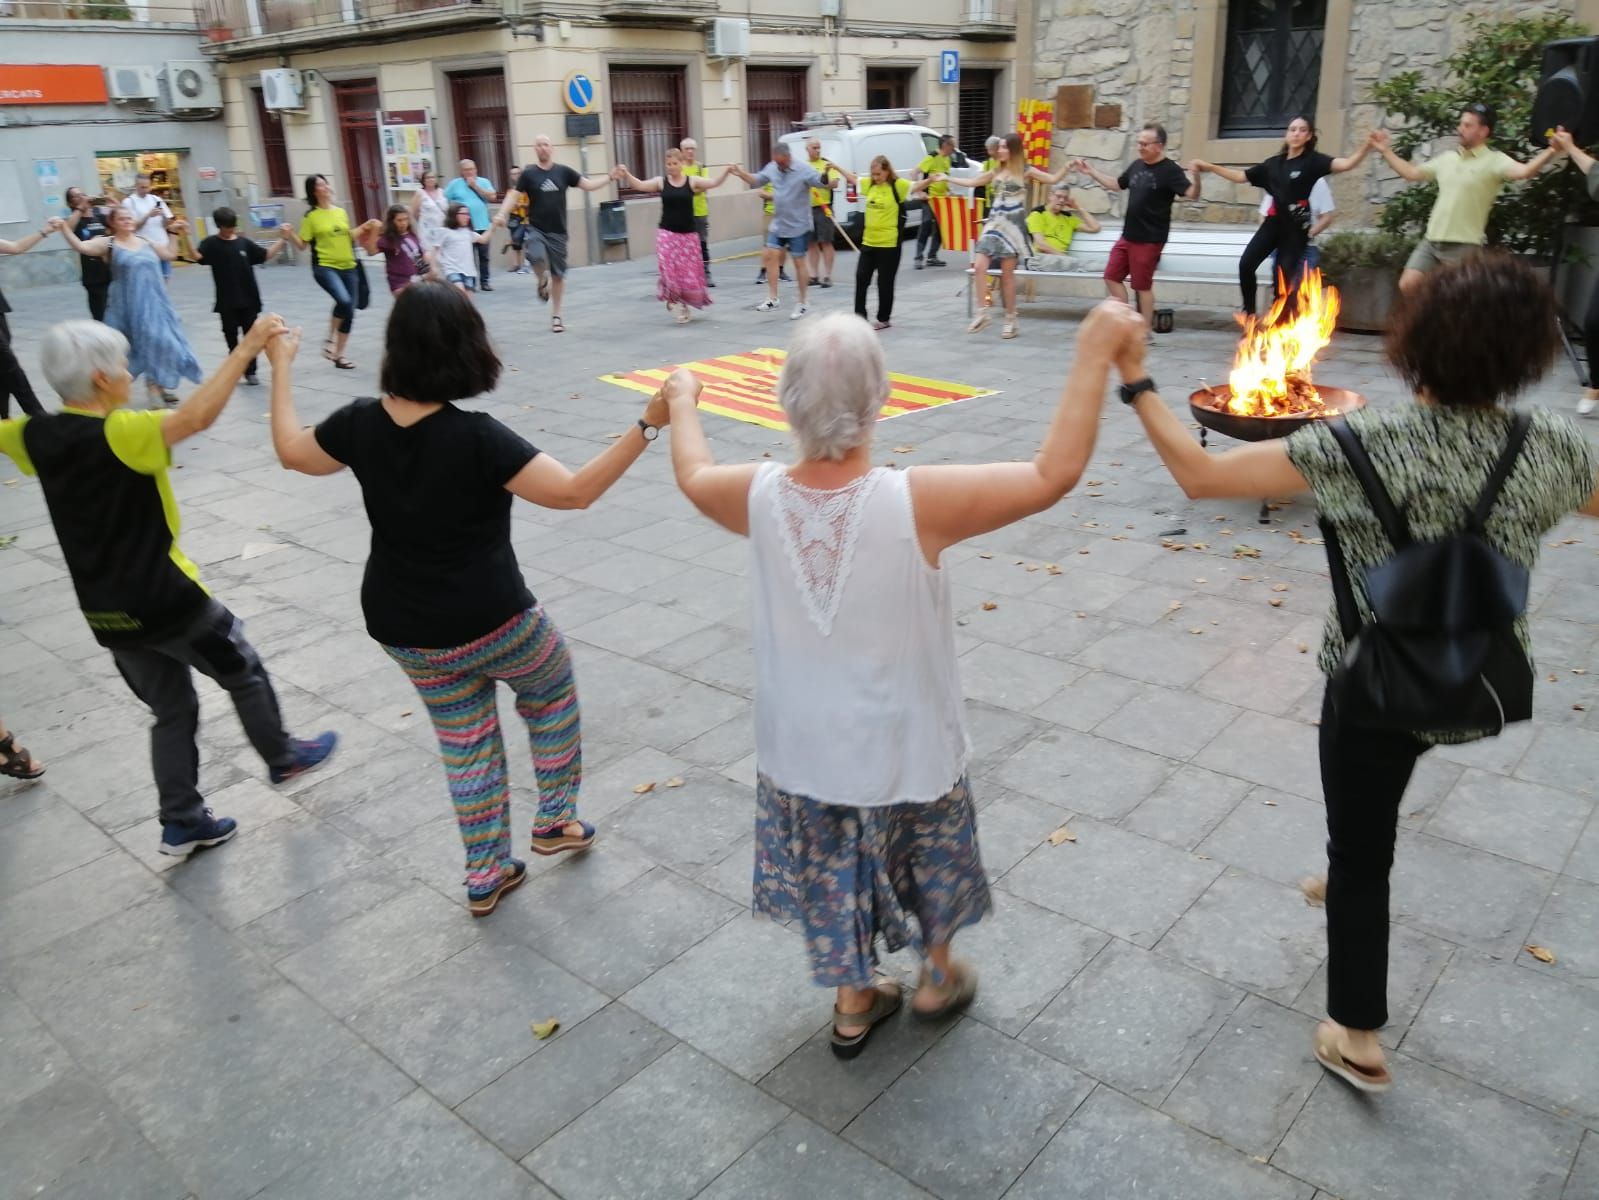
top-left (940, 51), bottom-right (960, 85)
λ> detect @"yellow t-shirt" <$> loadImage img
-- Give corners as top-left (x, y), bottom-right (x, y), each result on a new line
top-left (1419, 147), bottom-right (1516, 245)
top-left (919, 154), bottom-right (952, 199)
top-left (683, 162), bottom-right (710, 218)
top-left (807, 159), bottom-right (840, 208)
top-left (1026, 209), bottom-right (1083, 253)
top-left (299, 205), bottom-right (356, 270)
top-left (761, 183), bottom-right (774, 216)
top-left (862, 178), bottom-right (911, 249)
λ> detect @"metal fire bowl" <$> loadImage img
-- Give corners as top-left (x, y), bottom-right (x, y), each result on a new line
top-left (1188, 385), bottom-right (1367, 443)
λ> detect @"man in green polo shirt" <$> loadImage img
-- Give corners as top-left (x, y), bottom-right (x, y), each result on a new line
top-left (1371, 103), bottom-right (1559, 293)
top-left (914, 133), bottom-right (958, 269)
top-left (679, 137), bottom-right (715, 287)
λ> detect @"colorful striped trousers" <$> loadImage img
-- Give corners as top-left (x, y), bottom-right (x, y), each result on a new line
top-left (383, 607), bottom-right (581, 892)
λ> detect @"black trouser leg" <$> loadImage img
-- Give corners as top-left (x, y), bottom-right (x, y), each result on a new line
top-left (1583, 275), bottom-right (1599, 388)
top-left (86, 283), bottom-right (110, 323)
top-left (1319, 691), bottom-right (1428, 1030)
top-left (1238, 222), bottom-right (1282, 316)
top-left (695, 216), bottom-right (711, 268)
top-left (219, 307), bottom-right (260, 377)
top-left (475, 239), bottom-right (491, 287)
top-left (876, 244), bottom-right (902, 321)
top-left (0, 313), bottom-right (44, 419)
top-left (916, 213), bottom-right (935, 258)
top-left (855, 248), bottom-right (878, 319)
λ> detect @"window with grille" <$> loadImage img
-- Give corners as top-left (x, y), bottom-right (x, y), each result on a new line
top-left (252, 86), bottom-right (293, 197)
top-left (747, 67), bottom-right (807, 167)
top-left (610, 66), bottom-right (688, 196)
top-left (449, 69), bottom-right (512, 187)
top-left (1218, 0), bottom-right (1326, 137)
top-left (866, 67), bottom-right (914, 111)
top-left (957, 70), bottom-right (998, 161)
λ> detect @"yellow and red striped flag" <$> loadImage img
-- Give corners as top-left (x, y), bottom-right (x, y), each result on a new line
top-left (930, 195), bottom-right (986, 252)
top-left (1017, 99), bottom-right (1055, 168)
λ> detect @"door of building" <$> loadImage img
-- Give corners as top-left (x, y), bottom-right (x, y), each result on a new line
top-left (449, 69), bottom-right (511, 186)
top-left (958, 69), bottom-right (998, 160)
top-left (333, 78), bottom-right (384, 223)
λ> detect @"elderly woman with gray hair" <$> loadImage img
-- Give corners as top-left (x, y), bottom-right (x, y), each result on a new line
top-left (668, 302), bottom-right (1146, 1057)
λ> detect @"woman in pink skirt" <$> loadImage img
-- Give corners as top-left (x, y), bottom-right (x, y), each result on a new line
top-left (614, 152), bottom-right (734, 324)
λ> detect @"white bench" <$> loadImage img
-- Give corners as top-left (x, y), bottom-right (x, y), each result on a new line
top-left (964, 222), bottom-right (1268, 317)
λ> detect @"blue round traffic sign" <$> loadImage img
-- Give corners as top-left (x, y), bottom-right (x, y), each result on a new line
top-left (563, 71), bottom-right (598, 116)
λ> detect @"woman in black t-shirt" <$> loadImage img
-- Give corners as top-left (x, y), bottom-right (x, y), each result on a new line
top-left (265, 281), bottom-right (690, 917)
top-left (1194, 117), bottom-right (1373, 317)
top-left (613, 150), bottom-right (733, 324)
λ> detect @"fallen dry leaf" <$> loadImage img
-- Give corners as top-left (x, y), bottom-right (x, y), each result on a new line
top-left (531, 1018), bottom-right (561, 1040)
top-left (1262, 797), bottom-right (1278, 806)
top-left (1086, 479), bottom-right (1103, 486)
top-left (1300, 875), bottom-right (1327, 907)
top-left (1237, 574), bottom-right (1255, 581)
top-left (1048, 823), bottom-right (1077, 845)
top-left (1233, 545), bottom-right (1262, 559)
top-left (1272, 583), bottom-right (1290, 593)
top-left (892, 446), bottom-right (916, 454)
top-left (1194, 577), bottom-right (1208, 584)
top-left (1087, 491), bottom-right (1104, 497)
top-left (1269, 598), bottom-right (1284, 607)
top-left (1189, 627), bottom-right (1204, 635)
top-left (1191, 542), bottom-right (1210, 551)
top-left (1574, 703), bottom-right (1588, 712)
top-left (979, 552), bottom-right (993, 560)
top-left (606, 432), bottom-right (624, 439)
top-left (399, 709), bottom-right (413, 718)
top-left (1046, 564), bottom-right (1062, 576)
top-left (1025, 564), bottom-right (1039, 572)
top-left (1163, 542), bottom-right (1188, 552)
top-left (1074, 611), bottom-right (1088, 619)
top-left (981, 601), bottom-right (999, 611)
top-left (1077, 548), bottom-right (1091, 555)
top-left (1548, 673), bottom-right (1559, 683)
top-left (1573, 668), bottom-right (1589, 676)
top-left (1524, 944), bottom-right (1557, 965)
top-left (1297, 643), bottom-right (1309, 654)
top-left (1167, 600), bottom-right (1184, 612)
top-left (664, 777), bottom-right (685, 789)
top-left (633, 781), bottom-right (657, 795)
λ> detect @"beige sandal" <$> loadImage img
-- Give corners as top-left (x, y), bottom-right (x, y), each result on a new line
top-left (967, 310), bottom-right (990, 334)
top-left (911, 960), bottom-right (978, 1022)
top-left (831, 978), bottom-right (903, 1060)
top-left (1313, 1020), bottom-right (1392, 1093)
top-left (1001, 315), bottom-right (1019, 340)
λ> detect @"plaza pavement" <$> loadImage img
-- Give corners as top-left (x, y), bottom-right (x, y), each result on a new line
top-left (1, 240), bottom-right (1597, 1200)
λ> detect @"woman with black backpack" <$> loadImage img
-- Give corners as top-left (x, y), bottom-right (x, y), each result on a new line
top-left (1118, 252), bottom-right (1599, 1093)
top-left (854, 156), bottom-right (935, 332)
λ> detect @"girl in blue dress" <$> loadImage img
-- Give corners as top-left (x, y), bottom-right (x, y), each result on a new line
top-left (55, 206), bottom-right (201, 405)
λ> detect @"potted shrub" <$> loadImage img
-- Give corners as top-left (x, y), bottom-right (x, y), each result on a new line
top-left (1318, 231), bottom-right (1416, 332)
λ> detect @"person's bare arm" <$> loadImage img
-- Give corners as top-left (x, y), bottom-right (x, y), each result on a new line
top-left (1310, 210), bottom-right (1337, 239)
top-left (1505, 144), bottom-right (1558, 182)
top-left (689, 166), bottom-right (735, 192)
top-left (576, 173), bottom-right (614, 193)
top-left (51, 219), bottom-right (110, 257)
top-left (165, 314), bottom-right (286, 446)
top-left (1330, 139), bottom-right (1373, 173)
top-left (0, 226), bottom-right (52, 255)
top-left (266, 326), bottom-right (345, 475)
top-left (146, 226), bottom-right (184, 261)
top-left (906, 301), bottom-right (1144, 560)
top-left (614, 166), bottom-right (662, 194)
top-left (1552, 128), bottom-right (1595, 175)
top-left (495, 188), bottom-right (527, 224)
top-left (1027, 162), bottom-right (1071, 186)
top-left (506, 387), bottom-right (674, 510)
top-left (942, 171), bottom-right (993, 190)
top-left (1196, 160), bottom-right (1249, 185)
top-left (279, 223), bottom-right (307, 250)
top-left (1071, 159), bottom-right (1122, 191)
top-left (356, 223), bottom-right (383, 254)
top-left (1074, 206), bottom-right (1103, 234)
top-left (666, 369), bottom-right (762, 534)
top-left (907, 177), bottom-right (936, 197)
top-left (1370, 130), bottom-right (1428, 183)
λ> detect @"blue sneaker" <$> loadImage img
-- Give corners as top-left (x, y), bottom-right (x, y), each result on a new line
top-left (159, 808), bottom-right (238, 858)
top-left (269, 731), bottom-right (338, 785)
top-left (468, 858), bottom-right (528, 918)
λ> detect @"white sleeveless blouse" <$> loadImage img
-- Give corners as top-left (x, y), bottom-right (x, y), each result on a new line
top-left (748, 462), bottom-right (970, 807)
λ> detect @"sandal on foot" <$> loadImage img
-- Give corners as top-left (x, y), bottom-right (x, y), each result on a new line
top-left (332, 357), bottom-right (356, 370)
top-left (537, 275), bottom-right (550, 302)
top-left (967, 311), bottom-right (990, 334)
top-left (467, 858), bottom-right (527, 917)
top-left (0, 733), bottom-right (44, 780)
top-left (322, 342), bottom-right (336, 362)
top-left (911, 960), bottom-right (978, 1022)
top-left (551, 316), bottom-right (565, 333)
top-left (1001, 317), bottom-right (1019, 340)
top-left (531, 819), bottom-right (594, 857)
top-left (831, 979), bottom-right (903, 1060)
top-left (1313, 1021), bottom-right (1392, 1093)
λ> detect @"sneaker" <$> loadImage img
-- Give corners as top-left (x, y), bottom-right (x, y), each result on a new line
top-left (926, 256), bottom-right (946, 267)
top-left (517, 264), bottom-right (532, 275)
top-left (755, 270), bottom-right (767, 284)
top-left (873, 320), bottom-right (891, 331)
top-left (790, 303), bottom-right (809, 321)
top-left (480, 282), bottom-right (494, 292)
top-left (1580, 393), bottom-right (1597, 416)
top-left (161, 391), bottom-right (180, 405)
top-left (269, 731), bottom-right (338, 785)
top-left (159, 808), bottom-right (238, 858)
top-left (756, 298), bottom-right (779, 312)
top-left (467, 858), bottom-right (528, 917)
top-left (818, 277), bottom-right (833, 289)
top-left (780, 270), bottom-right (792, 283)
top-left (914, 257), bottom-right (925, 270)
top-left (242, 374), bottom-right (260, 387)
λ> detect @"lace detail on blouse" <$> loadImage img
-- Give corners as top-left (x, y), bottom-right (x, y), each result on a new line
top-left (772, 468), bottom-right (884, 636)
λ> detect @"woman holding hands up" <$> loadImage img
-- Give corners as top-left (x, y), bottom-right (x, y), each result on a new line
top-left (612, 150), bottom-right (735, 323)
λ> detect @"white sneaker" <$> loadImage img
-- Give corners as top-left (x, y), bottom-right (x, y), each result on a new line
top-left (755, 298), bottom-right (778, 313)
top-left (789, 303), bottom-right (809, 321)
top-left (1579, 393), bottom-right (1597, 416)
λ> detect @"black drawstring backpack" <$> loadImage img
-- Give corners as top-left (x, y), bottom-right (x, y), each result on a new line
top-left (1319, 412), bottom-right (1534, 736)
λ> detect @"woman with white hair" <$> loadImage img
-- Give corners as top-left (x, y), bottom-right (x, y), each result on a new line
top-left (667, 303), bottom-right (1146, 1056)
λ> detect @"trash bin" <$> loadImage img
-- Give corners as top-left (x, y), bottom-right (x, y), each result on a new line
top-left (597, 200), bottom-right (628, 246)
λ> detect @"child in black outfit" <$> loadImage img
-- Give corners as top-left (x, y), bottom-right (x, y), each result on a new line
top-left (196, 207), bottom-right (284, 385)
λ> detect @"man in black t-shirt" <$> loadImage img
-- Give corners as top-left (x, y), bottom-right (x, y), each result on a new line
top-left (197, 207), bottom-right (284, 386)
top-left (494, 133), bottom-right (615, 333)
top-left (65, 188), bottom-right (113, 322)
top-left (1073, 124), bottom-right (1198, 332)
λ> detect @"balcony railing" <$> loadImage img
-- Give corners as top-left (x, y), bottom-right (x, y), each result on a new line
top-left (0, 0), bottom-right (199, 23)
top-left (194, 0), bottom-right (501, 47)
top-left (959, 0), bottom-right (1015, 40)
top-left (598, 0), bottom-right (718, 22)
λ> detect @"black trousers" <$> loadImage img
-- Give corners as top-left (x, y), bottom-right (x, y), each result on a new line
top-left (474, 239), bottom-right (491, 287)
top-left (916, 208), bottom-right (942, 259)
top-left (219, 306), bottom-right (261, 378)
top-left (1239, 217), bottom-right (1310, 315)
top-left (856, 244), bottom-right (903, 323)
top-left (1319, 690), bottom-right (1430, 1030)
top-left (0, 312), bottom-right (44, 419)
top-left (1583, 274), bottom-right (1599, 388)
top-left (85, 282), bottom-right (110, 323)
top-left (694, 215), bottom-right (711, 271)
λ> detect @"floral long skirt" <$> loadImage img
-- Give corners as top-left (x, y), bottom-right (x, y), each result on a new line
top-left (656, 228), bottom-right (712, 310)
top-left (753, 773), bottom-right (992, 988)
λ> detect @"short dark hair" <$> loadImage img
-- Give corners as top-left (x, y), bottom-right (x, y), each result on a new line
top-left (939, 133), bottom-right (955, 147)
top-left (444, 201), bottom-right (472, 227)
top-left (212, 206), bottom-right (238, 228)
top-left (1141, 123), bottom-right (1168, 146)
top-left (304, 174), bottom-right (327, 207)
top-left (380, 281), bottom-right (501, 404)
top-left (1463, 102), bottom-right (1498, 132)
top-left (1384, 251), bottom-right (1557, 408)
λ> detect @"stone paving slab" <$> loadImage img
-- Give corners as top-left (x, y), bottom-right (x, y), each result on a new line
top-left (1, 247), bottom-right (1597, 1198)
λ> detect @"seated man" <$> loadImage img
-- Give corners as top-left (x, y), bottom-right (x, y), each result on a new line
top-left (1024, 183), bottom-right (1102, 271)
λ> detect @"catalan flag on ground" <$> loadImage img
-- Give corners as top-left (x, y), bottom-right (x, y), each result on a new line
top-left (1018, 98), bottom-right (1055, 168)
top-left (930, 195), bottom-right (986, 253)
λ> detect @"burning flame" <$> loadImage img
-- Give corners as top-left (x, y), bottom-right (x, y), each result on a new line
top-left (1225, 268), bottom-right (1342, 416)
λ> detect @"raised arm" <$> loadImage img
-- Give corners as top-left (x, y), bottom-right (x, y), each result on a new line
top-left (729, 164), bottom-right (766, 188)
top-left (1370, 130), bottom-right (1428, 184)
top-left (907, 176), bottom-right (937, 197)
top-left (666, 369), bottom-right (761, 534)
top-left (906, 301), bottom-right (1144, 559)
top-left (576, 172), bottom-right (614, 193)
top-left (612, 165), bottom-right (662, 194)
top-left (1505, 144), bottom-right (1558, 183)
top-left (279, 223), bottom-right (307, 251)
top-left (506, 385), bottom-right (674, 510)
top-left (689, 165), bottom-right (737, 191)
top-left (1553, 128), bottom-right (1597, 176)
top-left (167, 314), bottom-right (287, 446)
top-left (1071, 159), bottom-right (1122, 192)
top-left (1027, 161), bottom-right (1071, 187)
top-left (266, 324), bottom-right (346, 475)
top-left (0, 225), bottom-right (54, 255)
top-left (49, 217), bottom-right (108, 257)
top-left (1194, 160), bottom-right (1249, 185)
top-left (1329, 138), bottom-right (1373, 173)
top-left (494, 187), bottom-right (526, 225)
top-left (942, 170), bottom-right (993, 190)
top-left (146, 223), bottom-right (185, 261)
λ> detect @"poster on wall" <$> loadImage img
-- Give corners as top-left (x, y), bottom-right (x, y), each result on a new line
top-left (380, 109), bottom-right (433, 190)
top-left (33, 158), bottom-right (64, 213)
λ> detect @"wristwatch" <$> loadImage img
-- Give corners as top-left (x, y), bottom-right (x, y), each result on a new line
top-left (637, 418), bottom-right (660, 442)
top-left (1119, 377), bottom-right (1158, 406)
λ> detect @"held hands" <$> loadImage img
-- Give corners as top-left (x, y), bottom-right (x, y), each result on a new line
top-left (1368, 129), bottom-right (1391, 150)
top-left (46, 216), bottom-right (66, 232)
top-left (1551, 126), bottom-right (1576, 154)
top-left (242, 312), bottom-right (288, 355)
top-left (1076, 300), bottom-right (1148, 376)
top-left (650, 366), bottom-right (703, 425)
top-left (264, 322), bottom-right (303, 371)
top-left (167, 219), bottom-right (189, 235)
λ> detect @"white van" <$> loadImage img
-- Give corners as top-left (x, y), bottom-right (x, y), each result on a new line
top-left (777, 121), bottom-right (953, 247)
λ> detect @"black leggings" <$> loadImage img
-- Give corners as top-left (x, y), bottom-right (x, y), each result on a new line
top-left (1319, 690), bottom-right (1429, 1030)
top-left (0, 313), bottom-right (44, 419)
top-left (856, 244), bottom-right (902, 323)
top-left (1239, 217), bottom-right (1310, 315)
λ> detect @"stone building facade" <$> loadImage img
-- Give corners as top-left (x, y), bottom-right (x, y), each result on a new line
top-left (1021, 0), bottom-right (1599, 227)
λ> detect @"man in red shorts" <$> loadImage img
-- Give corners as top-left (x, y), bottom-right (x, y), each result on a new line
top-left (1073, 124), bottom-right (1198, 333)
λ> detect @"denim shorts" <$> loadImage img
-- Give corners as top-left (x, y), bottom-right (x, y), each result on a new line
top-left (446, 272), bottom-right (478, 291)
top-left (159, 258), bottom-right (173, 279)
top-left (766, 229), bottom-right (810, 256)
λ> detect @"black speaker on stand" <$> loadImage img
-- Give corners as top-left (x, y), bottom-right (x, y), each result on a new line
top-left (1531, 37), bottom-right (1599, 386)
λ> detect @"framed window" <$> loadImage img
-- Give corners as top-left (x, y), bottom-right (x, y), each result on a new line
top-left (251, 86), bottom-right (293, 196)
top-left (449, 69), bottom-right (512, 186)
top-left (1218, 0), bottom-right (1327, 137)
top-left (866, 67), bottom-right (914, 111)
top-left (610, 66), bottom-right (687, 196)
top-left (746, 67), bottom-right (807, 167)
top-left (957, 69), bottom-right (998, 160)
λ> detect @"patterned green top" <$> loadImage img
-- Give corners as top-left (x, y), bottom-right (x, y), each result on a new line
top-left (1284, 404), bottom-right (1597, 740)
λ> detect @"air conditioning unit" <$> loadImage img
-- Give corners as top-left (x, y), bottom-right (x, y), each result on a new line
top-left (106, 65), bottom-right (160, 102)
top-left (261, 67), bottom-right (305, 111)
top-left (706, 17), bottom-right (750, 59)
top-left (163, 60), bottom-right (223, 111)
